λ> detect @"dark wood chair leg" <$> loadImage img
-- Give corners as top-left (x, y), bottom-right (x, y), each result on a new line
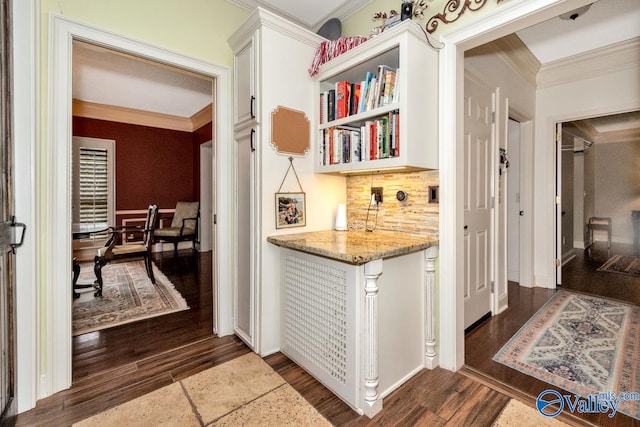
top-left (72, 258), bottom-right (80, 299)
top-left (173, 242), bottom-right (179, 256)
top-left (145, 255), bottom-right (156, 284)
top-left (94, 256), bottom-right (107, 297)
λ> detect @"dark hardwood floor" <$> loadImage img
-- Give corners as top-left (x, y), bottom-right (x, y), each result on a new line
top-left (73, 250), bottom-right (216, 382)
top-left (20, 243), bottom-right (638, 426)
top-left (561, 241), bottom-right (640, 305)
top-left (464, 242), bottom-right (640, 427)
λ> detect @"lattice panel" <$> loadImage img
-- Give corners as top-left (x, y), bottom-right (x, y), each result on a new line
top-left (283, 254), bottom-right (348, 384)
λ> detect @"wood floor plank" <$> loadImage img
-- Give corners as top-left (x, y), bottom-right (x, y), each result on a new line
top-left (19, 244), bottom-right (638, 427)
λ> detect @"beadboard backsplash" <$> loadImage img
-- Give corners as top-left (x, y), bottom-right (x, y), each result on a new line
top-left (346, 170), bottom-right (439, 236)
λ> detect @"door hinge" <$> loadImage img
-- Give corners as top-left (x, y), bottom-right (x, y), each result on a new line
top-left (555, 195), bottom-right (561, 204)
top-left (555, 258), bottom-right (561, 267)
top-left (491, 111), bottom-right (495, 124)
top-left (214, 214), bottom-right (217, 225)
top-left (490, 280), bottom-right (495, 293)
top-left (491, 196), bottom-right (495, 209)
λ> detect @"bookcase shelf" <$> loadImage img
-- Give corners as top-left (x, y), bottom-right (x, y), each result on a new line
top-left (313, 20), bottom-right (439, 175)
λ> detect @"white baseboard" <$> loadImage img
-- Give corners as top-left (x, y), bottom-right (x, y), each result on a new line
top-left (573, 241), bottom-right (585, 249)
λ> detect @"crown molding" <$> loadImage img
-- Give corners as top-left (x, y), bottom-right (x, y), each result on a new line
top-left (228, 6), bottom-right (324, 50)
top-left (226, 0), bottom-right (373, 31)
top-left (192, 103), bottom-right (214, 131)
top-left (73, 99), bottom-right (212, 132)
top-left (465, 33), bottom-right (540, 86)
top-left (537, 37), bottom-right (640, 89)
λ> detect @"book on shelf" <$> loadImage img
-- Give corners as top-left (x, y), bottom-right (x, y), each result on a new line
top-left (382, 69), bottom-right (396, 105)
top-left (392, 68), bottom-right (400, 104)
top-left (359, 71), bottom-right (375, 113)
top-left (327, 89), bottom-right (335, 122)
top-left (349, 82), bottom-right (361, 117)
top-left (319, 92), bottom-right (326, 125)
top-left (375, 64), bottom-right (393, 108)
top-left (335, 80), bottom-right (350, 120)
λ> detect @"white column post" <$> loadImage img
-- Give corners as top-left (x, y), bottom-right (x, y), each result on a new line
top-left (362, 258), bottom-right (383, 417)
top-left (424, 246), bottom-right (439, 369)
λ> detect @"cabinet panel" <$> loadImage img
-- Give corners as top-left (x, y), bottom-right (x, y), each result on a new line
top-left (234, 126), bottom-right (256, 348)
top-left (234, 38), bottom-right (256, 126)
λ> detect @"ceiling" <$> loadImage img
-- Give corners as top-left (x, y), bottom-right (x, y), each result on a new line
top-left (72, 0), bottom-right (640, 135)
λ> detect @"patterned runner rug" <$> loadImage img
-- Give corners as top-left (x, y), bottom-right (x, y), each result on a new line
top-left (598, 254), bottom-right (640, 277)
top-left (493, 290), bottom-right (640, 420)
top-left (73, 260), bottom-right (188, 336)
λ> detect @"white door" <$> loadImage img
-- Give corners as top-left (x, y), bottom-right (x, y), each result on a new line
top-left (506, 119), bottom-right (521, 282)
top-left (234, 126), bottom-right (256, 350)
top-left (463, 77), bottom-right (495, 330)
top-left (200, 141), bottom-right (213, 252)
top-left (555, 122), bottom-right (563, 285)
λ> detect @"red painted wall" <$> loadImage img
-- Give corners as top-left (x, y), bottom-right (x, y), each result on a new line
top-left (73, 117), bottom-right (202, 212)
top-left (192, 122), bottom-right (213, 198)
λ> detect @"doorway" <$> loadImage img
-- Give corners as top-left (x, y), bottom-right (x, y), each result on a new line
top-left (557, 110), bottom-right (640, 304)
top-left (46, 14), bottom-right (234, 396)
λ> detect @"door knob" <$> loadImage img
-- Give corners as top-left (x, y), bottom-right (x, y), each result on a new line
top-left (464, 225), bottom-right (468, 230)
top-left (519, 211), bottom-right (524, 216)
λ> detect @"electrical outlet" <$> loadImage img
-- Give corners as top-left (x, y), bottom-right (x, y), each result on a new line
top-left (371, 187), bottom-right (383, 204)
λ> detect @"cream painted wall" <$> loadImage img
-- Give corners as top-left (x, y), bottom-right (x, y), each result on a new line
top-left (36, 0), bottom-right (249, 395)
top-left (594, 141), bottom-right (640, 244)
top-left (342, 0), bottom-right (507, 38)
top-left (535, 64), bottom-right (640, 287)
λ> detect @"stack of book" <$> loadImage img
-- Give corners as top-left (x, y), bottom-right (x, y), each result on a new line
top-left (319, 64), bottom-right (399, 124)
top-left (318, 110), bottom-right (400, 166)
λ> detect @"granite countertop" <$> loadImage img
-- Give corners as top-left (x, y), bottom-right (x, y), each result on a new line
top-left (267, 230), bottom-right (438, 265)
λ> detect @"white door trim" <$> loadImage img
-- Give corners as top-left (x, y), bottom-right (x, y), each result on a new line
top-left (12, 0), bottom-right (38, 412)
top-left (437, 0), bottom-right (595, 371)
top-left (47, 13), bottom-right (233, 396)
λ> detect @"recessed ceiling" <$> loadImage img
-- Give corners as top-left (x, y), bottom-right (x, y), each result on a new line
top-left (516, 0), bottom-right (640, 64)
top-left (72, 41), bottom-right (213, 118)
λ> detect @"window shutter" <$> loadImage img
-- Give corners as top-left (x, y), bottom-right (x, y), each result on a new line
top-left (78, 147), bottom-right (109, 225)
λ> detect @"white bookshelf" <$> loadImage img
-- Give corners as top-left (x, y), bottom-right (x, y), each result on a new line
top-left (314, 21), bottom-right (439, 175)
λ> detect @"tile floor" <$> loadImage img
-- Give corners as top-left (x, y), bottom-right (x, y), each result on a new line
top-left (73, 353), bottom-right (330, 426)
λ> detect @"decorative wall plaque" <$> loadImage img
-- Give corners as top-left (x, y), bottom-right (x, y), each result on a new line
top-left (271, 106), bottom-right (310, 156)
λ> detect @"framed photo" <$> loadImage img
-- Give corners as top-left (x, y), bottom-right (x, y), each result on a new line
top-left (276, 192), bottom-right (306, 229)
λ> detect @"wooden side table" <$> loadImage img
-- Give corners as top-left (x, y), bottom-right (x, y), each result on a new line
top-left (587, 217), bottom-right (612, 259)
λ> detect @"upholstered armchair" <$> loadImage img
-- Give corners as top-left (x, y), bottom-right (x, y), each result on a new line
top-left (93, 204), bottom-right (158, 296)
top-left (154, 201), bottom-right (199, 255)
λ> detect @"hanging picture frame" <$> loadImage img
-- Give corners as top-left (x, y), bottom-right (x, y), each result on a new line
top-left (275, 192), bottom-right (306, 229)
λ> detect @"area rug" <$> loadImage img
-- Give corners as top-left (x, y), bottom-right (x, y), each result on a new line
top-left (598, 254), bottom-right (640, 277)
top-left (492, 399), bottom-right (570, 427)
top-left (73, 352), bottom-right (331, 426)
top-left (493, 290), bottom-right (640, 420)
top-left (73, 260), bottom-right (188, 336)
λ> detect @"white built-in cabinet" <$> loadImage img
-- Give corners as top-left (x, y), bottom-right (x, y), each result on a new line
top-left (229, 8), bottom-right (325, 353)
top-left (233, 126), bottom-right (256, 348)
top-left (314, 21), bottom-right (439, 174)
top-left (234, 37), bottom-right (256, 127)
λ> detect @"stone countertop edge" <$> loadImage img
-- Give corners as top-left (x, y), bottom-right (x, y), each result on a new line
top-left (266, 230), bottom-right (439, 265)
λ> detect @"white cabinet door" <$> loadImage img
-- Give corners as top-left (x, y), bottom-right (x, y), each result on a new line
top-left (234, 126), bottom-right (256, 349)
top-left (234, 38), bottom-right (256, 126)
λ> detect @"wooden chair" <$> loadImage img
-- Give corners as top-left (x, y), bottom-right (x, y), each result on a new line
top-left (93, 204), bottom-right (158, 297)
top-left (154, 201), bottom-right (199, 255)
